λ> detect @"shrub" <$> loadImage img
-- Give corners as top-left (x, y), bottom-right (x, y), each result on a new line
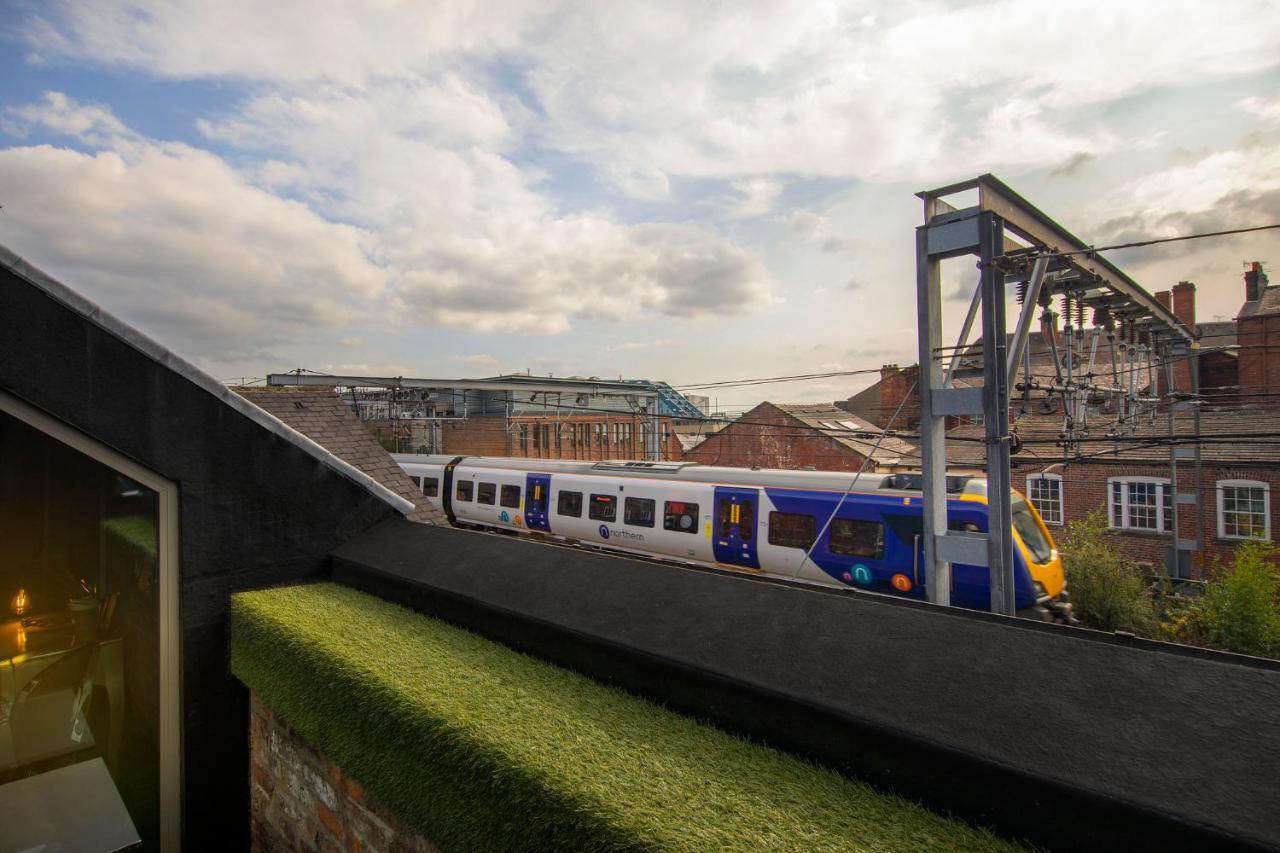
top-left (1201, 540), bottom-right (1280, 658)
top-left (1059, 510), bottom-right (1156, 634)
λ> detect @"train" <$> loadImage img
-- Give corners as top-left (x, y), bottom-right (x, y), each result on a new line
top-left (393, 454), bottom-right (1074, 621)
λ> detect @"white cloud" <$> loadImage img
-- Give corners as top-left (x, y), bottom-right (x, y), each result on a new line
top-left (0, 96), bottom-right (386, 360)
top-left (196, 81), bottom-right (773, 334)
top-left (1239, 95), bottom-right (1280, 125)
top-left (450, 353), bottom-right (500, 369)
top-left (10, 91), bottom-right (133, 145)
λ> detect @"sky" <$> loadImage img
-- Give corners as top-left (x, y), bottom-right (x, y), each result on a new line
top-left (1, 1), bottom-right (1278, 412)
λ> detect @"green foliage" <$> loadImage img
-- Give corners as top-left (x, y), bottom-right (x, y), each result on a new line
top-left (231, 583), bottom-right (1020, 852)
top-left (1201, 540), bottom-right (1280, 658)
top-left (1059, 510), bottom-right (1156, 635)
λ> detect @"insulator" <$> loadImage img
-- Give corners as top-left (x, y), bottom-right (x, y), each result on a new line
top-left (1075, 297), bottom-right (1086, 327)
top-left (1015, 280), bottom-right (1028, 304)
top-left (1093, 305), bottom-right (1113, 331)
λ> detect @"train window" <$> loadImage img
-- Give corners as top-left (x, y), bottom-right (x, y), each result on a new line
top-left (500, 484), bottom-right (521, 508)
top-left (830, 518), bottom-right (885, 559)
top-left (717, 501), bottom-right (732, 537)
top-left (624, 497), bottom-right (656, 527)
top-left (423, 477), bottom-right (439, 497)
top-left (739, 500), bottom-right (755, 541)
top-left (767, 512), bottom-right (816, 549)
top-left (456, 480), bottom-right (473, 502)
top-left (477, 482), bottom-right (496, 505)
top-left (588, 494), bottom-right (616, 522)
top-left (410, 475), bottom-right (422, 489)
top-left (664, 501), bottom-right (699, 534)
top-left (558, 491), bottom-right (583, 517)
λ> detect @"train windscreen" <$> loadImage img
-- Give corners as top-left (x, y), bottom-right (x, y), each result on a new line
top-left (1011, 496), bottom-right (1053, 563)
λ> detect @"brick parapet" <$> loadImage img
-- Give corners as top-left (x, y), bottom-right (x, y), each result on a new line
top-left (249, 693), bottom-right (438, 853)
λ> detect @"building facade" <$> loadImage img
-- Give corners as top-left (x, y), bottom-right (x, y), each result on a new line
top-left (681, 402), bottom-right (917, 473)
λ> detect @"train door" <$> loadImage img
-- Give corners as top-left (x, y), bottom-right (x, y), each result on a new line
top-left (713, 486), bottom-right (760, 569)
top-left (525, 474), bottom-right (551, 531)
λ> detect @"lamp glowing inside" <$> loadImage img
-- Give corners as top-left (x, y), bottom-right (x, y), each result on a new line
top-left (11, 587), bottom-right (29, 616)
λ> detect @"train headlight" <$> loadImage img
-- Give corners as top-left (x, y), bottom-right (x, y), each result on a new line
top-left (1034, 581), bottom-right (1048, 601)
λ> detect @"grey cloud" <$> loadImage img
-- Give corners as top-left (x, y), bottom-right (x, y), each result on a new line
top-left (1050, 151), bottom-right (1095, 177)
top-left (1090, 187), bottom-right (1280, 265)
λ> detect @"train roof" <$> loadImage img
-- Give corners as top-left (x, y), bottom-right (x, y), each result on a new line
top-left (392, 454), bottom-right (990, 498)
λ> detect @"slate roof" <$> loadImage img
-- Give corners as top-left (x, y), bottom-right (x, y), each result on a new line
top-left (235, 386), bottom-right (445, 524)
top-left (1237, 287), bottom-right (1280, 319)
top-left (948, 406), bottom-right (1280, 467)
top-left (774, 403), bottom-right (920, 466)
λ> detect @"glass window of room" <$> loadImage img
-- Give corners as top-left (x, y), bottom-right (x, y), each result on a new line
top-left (664, 501), bottom-right (699, 534)
top-left (500, 484), bottom-right (521, 508)
top-left (1026, 474), bottom-right (1063, 525)
top-left (624, 497), bottom-right (656, 527)
top-left (558, 491), bottom-right (583, 517)
top-left (1, 406), bottom-right (167, 847)
top-left (1218, 480), bottom-right (1270, 540)
top-left (588, 494), bottom-right (617, 521)
top-left (768, 512), bottom-right (816, 549)
top-left (1108, 478), bottom-right (1172, 532)
top-left (829, 518), bottom-right (885, 558)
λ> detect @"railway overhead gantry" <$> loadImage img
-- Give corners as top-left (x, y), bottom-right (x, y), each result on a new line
top-left (914, 174), bottom-right (1196, 616)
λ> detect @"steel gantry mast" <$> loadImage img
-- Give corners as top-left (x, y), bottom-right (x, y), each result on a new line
top-left (915, 175), bottom-right (1194, 616)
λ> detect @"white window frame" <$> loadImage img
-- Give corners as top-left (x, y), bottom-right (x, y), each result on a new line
top-left (1216, 479), bottom-right (1271, 541)
top-left (1026, 473), bottom-right (1064, 525)
top-left (1107, 476), bottom-right (1172, 533)
top-left (1, 389), bottom-right (182, 850)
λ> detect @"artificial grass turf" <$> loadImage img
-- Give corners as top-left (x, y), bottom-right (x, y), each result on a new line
top-left (230, 583), bottom-right (1022, 852)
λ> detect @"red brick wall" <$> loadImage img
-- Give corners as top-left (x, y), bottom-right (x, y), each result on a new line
top-left (442, 415), bottom-right (511, 456)
top-left (250, 693), bottom-right (438, 852)
top-left (1011, 461), bottom-right (1280, 578)
top-left (682, 403), bottom-right (869, 472)
top-left (878, 365), bottom-right (920, 429)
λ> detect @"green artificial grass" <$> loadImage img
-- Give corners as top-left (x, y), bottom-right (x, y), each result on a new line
top-left (231, 583), bottom-right (1022, 852)
top-left (102, 515), bottom-right (157, 559)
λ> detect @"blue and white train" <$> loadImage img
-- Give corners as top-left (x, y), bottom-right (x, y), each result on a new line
top-left (394, 454), bottom-right (1072, 620)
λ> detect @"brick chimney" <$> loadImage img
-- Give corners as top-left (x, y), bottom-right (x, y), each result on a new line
top-left (1172, 281), bottom-right (1196, 330)
top-left (1245, 262), bottom-right (1268, 302)
top-left (878, 364), bottom-right (920, 429)
top-left (1154, 289), bottom-right (1172, 314)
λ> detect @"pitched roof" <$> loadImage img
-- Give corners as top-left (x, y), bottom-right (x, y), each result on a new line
top-left (773, 403), bottom-right (920, 466)
top-left (235, 386), bottom-right (445, 524)
top-left (0, 244), bottom-right (413, 518)
top-left (948, 405), bottom-right (1280, 466)
top-left (1237, 287), bottom-right (1280, 319)
top-left (836, 383), bottom-right (882, 423)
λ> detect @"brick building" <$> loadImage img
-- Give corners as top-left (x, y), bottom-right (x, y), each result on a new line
top-left (831, 265), bottom-right (1277, 577)
top-left (440, 412), bottom-right (684, 461)
top-left (681, 403), bottom-right (917, 473)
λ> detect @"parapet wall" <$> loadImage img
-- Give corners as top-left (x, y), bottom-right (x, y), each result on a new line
top-left (331, 519), bottom-right (1280, 853)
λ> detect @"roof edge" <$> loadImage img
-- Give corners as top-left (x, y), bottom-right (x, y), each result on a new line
top-left (0, 244), bottom-right (414, 516)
